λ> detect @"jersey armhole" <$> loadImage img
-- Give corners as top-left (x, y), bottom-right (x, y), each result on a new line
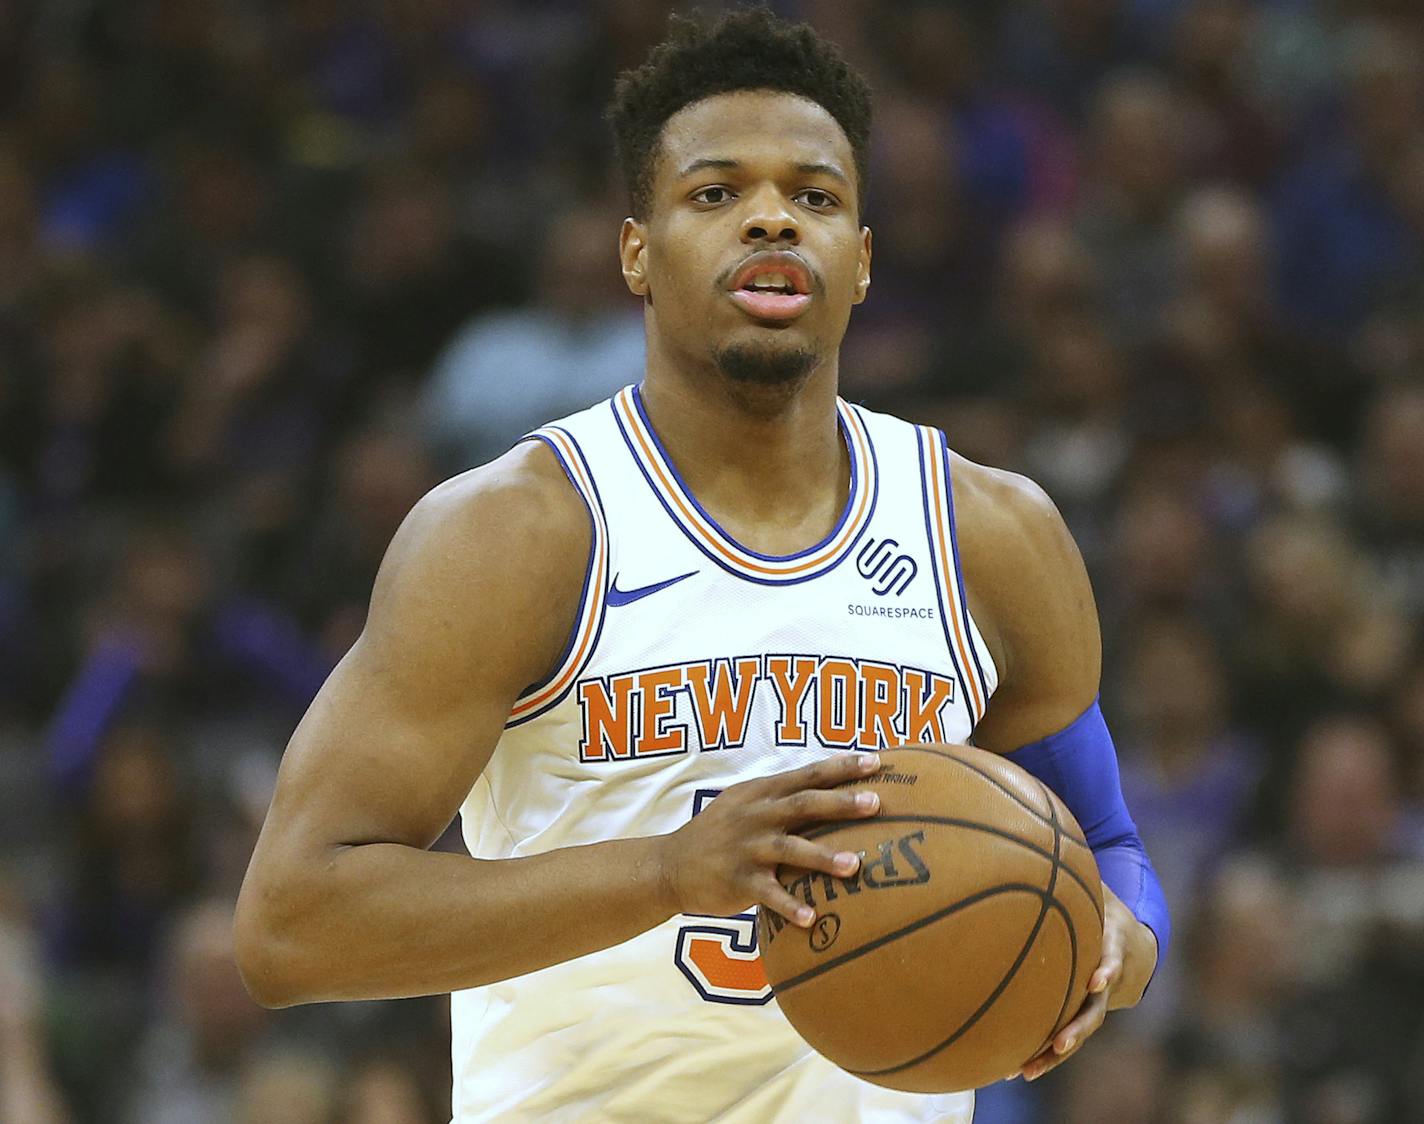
top-left (915, 425), bottom-right (997, 729)
top-left (505, 427), bottom-right (610, 727)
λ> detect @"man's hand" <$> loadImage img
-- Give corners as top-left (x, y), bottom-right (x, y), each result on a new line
top-left (1019, 884), bottom-right (1158, 1081)
top-left (656, 753), bottom-right (882, 926)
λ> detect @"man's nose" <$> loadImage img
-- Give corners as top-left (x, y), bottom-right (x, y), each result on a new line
top-left (739, 188), bottom-right (800, 244)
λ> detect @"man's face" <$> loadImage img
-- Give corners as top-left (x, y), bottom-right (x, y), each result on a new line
top-left (620, 90), bottom-right (871, 387)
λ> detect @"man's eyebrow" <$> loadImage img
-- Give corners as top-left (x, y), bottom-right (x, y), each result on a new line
top-left (796, 162), bottom-right (849, 184)
top-left (677, 157), bottom-right (740, 178)
top-left (674, 158), bottom-right (850, 184)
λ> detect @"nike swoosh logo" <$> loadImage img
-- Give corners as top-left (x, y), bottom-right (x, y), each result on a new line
top-left (606, 570), bottom-right (699, 607)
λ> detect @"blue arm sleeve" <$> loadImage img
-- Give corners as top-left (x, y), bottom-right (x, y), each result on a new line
top-left (1005, 699), bottom-right (1171, 970)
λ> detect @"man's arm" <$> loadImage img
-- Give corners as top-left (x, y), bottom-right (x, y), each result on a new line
top-left (235, 441), bottom-right (880, 1008)
top-left (951, 455), bottom-right (1165, 1079)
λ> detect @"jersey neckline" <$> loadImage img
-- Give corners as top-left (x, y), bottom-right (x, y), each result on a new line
top-left (610, 384), bottom-right (879, 585)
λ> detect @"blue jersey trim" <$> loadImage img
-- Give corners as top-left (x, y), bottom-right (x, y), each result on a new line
top-left (610, 393), bottom-right (878, 587)
top-left (630, 383), bottom-right (859, 562)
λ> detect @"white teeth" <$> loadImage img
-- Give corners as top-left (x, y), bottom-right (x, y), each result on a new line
top-left (745, 271), bottom-right (796, 292)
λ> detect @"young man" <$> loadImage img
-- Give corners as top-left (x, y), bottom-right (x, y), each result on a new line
top-left (236, 11), bottom-right (1169, 1122)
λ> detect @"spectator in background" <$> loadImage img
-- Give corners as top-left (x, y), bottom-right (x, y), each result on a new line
top-left (24, 273), bottom-right (189, 514)
top-left (1273, 20), bottom-right (1424, 342)
top-left (234, 1048), bottom-right (338, 1124)
top-left (1286, 714), bottom-right (1421, 871)
top-left (1357, 385), bottom-right (1424, 616)
top-left (1020, 308), bottom-right (1131, 546)
top-left (998, 0), bottom-right (1156, 117)
top-left (1103, 479), bottom-right (1224, 627)
top-left (341, 1052), bottom-right (447, 1124)
top-left (1155, 186), bottom-right (1349, 511)
top-left (47, 717), bottom-right (201, 979)
top-left (43, 519), bottom-right (330, 813)
top-left (1238, 515), bottom-right (1415, 771)
top-left (1170, 857), bottom-right (1295, 1123)
top-left (169, 250), bottom-right (339, 587)
top-left (841, 95), bottom-right (972, 402)
top-left (419, 200), bottom-right (643, 470)
top-left (0, 879), bottom-right (72, 1124)
top-left (123, 900), bottom-right (270, 1122)
top-left (0, 141), bottom-right (42, 313)
top-left (341, 163), bottom-right (525, 406)
top-left (1116, 614), bottom-right (1259, 934)
top-left (126, 136), bottom-right (275, 318)
top-left (1390, 654), bottom-right (1424, 809)
top-left (1277, 715), bottom-right (1424, 1122)
top-left (278, 426), bottom-right (438, 660)
top-left (1076, 69), bottom-right (1191, 345)
top-left (1168, 0), bottom-right (1283, 187)
top-left (22, 57), bottom-right (152, 256)
top-left (125, 899), bottom-right (268, 1124)
top-left (1053, 1028), bottom-right (1168, 1124)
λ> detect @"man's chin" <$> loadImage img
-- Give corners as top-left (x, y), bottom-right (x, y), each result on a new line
top-left (712, 338), bottom-right (819, 386)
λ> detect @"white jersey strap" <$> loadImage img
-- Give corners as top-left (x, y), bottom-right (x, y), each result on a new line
top-left (916, 425), bottom-right (992, 729)
top-left (507, 425), bottom-right (610, 727)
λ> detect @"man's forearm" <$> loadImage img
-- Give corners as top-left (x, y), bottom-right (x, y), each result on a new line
top-left (235, 834), bottom-right (674, 1007)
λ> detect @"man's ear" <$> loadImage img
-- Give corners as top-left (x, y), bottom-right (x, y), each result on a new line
top-left (620, 218), bottom-right (649, 298)
top-left (853, 225), bottom-right (872, 305)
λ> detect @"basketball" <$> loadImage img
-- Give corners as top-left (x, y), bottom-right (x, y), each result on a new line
top-left (757, 744), bottom-right (1104, 1094)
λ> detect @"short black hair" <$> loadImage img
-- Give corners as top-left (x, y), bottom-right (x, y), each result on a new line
top-left (607, 7), bottom-right (872, 219)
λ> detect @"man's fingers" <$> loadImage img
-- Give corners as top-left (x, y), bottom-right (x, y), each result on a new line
top-left (758, 834), bottom-right (863, 878)
top-left (766, 751), bottom-right (880, 795)
top-left (755, 877), bottom-right (816, 928)
top-left (1017, 892), bottom-right (1135, 1081)
top-left (1090, 892), bottom-right (1129, 993)
top-left (1089, 951), bottom-right (1122, 994)
top-left (1052, 987), bottom-right (1108, 1054)
top-left (1021, 989), bottom-right (1109, 1081)
top-left (775, 786), bottom-right (880, 826)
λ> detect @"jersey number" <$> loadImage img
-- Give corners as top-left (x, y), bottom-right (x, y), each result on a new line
top-left (672, 789), bottom-right (773, 1005)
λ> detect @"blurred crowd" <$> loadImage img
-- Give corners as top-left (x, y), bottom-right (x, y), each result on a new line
top-left (2, 1), bottom-right (1424, 1122)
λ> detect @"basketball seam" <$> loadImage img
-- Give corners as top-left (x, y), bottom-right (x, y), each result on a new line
top-left (799, 814), bottom-right (1101, 920)
top-left (768, 882), bottom-right (1053, 997)
top-left (1056, 843), bottom-right (1105, 926)
top-left (889, 745), bottom-right (1093, 856)
top-left (1036, 777), bottom-right (1082, 1051)
top-left (847, 784), bottom-right (1066, 1078)
top-left (1047, 886), bottom-right (1080, 1045)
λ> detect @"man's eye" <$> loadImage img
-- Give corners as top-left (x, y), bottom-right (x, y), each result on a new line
top-left (691, 186), bottom-right (733, 205)
top-left (797, 189), bottom-right (838, 209)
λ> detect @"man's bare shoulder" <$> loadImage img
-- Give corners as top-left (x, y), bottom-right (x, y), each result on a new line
top-left (395, 439), bottom-right (590, 570)
top-left (363, 440), bottom-right (591, 697)
top-left (948, 453), bottom-right (1078, 590)
top-left (946, 451), bottom-right (1100, 734)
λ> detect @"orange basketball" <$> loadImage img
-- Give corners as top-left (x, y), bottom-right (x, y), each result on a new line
top-left (757, 744), bottom-right (1104, 1094)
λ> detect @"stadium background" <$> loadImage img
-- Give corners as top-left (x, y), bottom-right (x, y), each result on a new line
top-left (2, 0), bottom-right (1424, 1121)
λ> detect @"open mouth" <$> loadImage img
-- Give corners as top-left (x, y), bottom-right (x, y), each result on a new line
top-left (727, 254), bottom-right (814, 322)
top-left (740, 271), bottom-right (805, 295)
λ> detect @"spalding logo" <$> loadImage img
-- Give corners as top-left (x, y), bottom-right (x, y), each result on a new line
top-left (810, 912), bottom-right (842, 952)
top-left (762, 830), bottom-right (931, 946)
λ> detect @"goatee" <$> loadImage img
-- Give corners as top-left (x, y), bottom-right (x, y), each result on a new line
top-left (713, 341), bottom-right (818, 386)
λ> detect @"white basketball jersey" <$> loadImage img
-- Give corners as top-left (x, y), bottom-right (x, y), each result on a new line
top-left (451, 385), bottom-right (998, 1123)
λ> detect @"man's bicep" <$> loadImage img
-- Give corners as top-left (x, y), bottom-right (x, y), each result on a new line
top-left (956, 463), bottom-right (1102, 755)
top-left (260, 452), bottom-right (588, 852)
top-left (272, 638), bottom-right (511, 851)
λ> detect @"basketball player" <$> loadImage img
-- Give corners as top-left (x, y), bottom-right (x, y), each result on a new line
top-left (235, 11), bottom-right (1169, 1122)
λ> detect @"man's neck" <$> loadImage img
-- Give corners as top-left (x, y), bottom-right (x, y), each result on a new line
top-left (638, 355), bottom-right (850, 556)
